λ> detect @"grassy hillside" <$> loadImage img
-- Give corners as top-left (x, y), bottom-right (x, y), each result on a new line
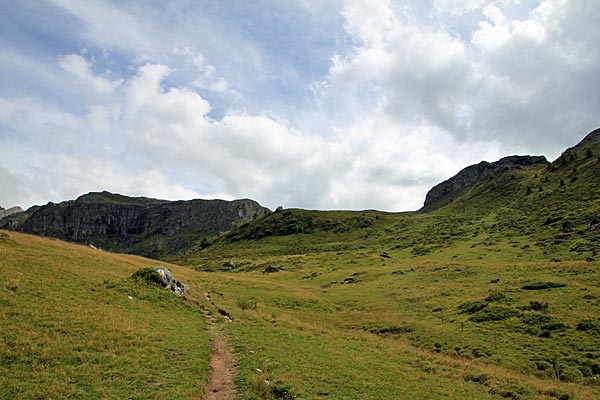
top-left (0, 230), bottom-right (210, 399)
top-left (170, 133), bottom-right (600, 399)
top-left (186, 253), bottom-right (600, 399)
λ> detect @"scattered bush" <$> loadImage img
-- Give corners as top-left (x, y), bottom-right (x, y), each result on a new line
top-left (518, 300), bottom-right (549, 311)
top-left (411, 245), bottom-right (432, 256)
top-left (459, 301), bottom-right (488, 314)
top-left (485, 291), bottom-right (506, 302)
top-left (237, 298), bottom-right (258, 310)
top-left (362, 324), bottom-right (413, 337)
top-left (522, 314), bottom-right (554, 325)
top-left (543, 389), bottom-right (571, 400)
top-left (560, 366), bottom-right (584, 382)
top-left (471, 348), bottom-right (491, 358)
top-left (469, 305), bottom-right (520, 322)
top-left (521, 282), bottom-right (567, 290)
top-left (541, 322), bottom-right (567, 332)
top-left (464, 373), bottom-right (489, 385)
top-left (536, 360), bottom-right (553, 371)
top-left (576, 319), bottom-right (600, 333)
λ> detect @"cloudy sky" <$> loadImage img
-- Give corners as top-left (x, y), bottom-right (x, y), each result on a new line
top-left (0, 0), bottom-right (598, 211)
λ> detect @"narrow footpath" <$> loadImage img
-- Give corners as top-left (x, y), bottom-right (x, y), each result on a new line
top-left (202, 292), bottom-right (238, 400)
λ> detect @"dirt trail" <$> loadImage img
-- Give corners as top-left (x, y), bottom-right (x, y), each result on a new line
top-left (202, 292), bottom-right (238, 400)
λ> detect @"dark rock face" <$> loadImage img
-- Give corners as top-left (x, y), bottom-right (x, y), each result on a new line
top-left (0, 206), bottom-right (24, 220)
top-left (6, 191), bottom-right (270, 258)
top-left (423, 155), bottom-right (548, 209)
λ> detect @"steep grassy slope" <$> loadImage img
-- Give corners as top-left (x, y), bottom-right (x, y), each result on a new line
top-left (0, 231), bottom-right (210, 399)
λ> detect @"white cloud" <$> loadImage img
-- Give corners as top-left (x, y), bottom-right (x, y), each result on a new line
top-left (2, 59), bottom-right (493, 211)
top-left (50, 0), bottom-right (156, 55)
top-left (434, 0), bottom-right (489, 15)
top-left (315, 0), bottom-right (600, 154)
top-left (2, 0), bottom-right (599, 212)
top-left (59, 54), bottom-right (122, 93)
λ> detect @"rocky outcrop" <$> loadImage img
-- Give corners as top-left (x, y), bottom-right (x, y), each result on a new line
top-left (4, 191), bottom-right (270, 258)
top-left (0, 206), bottom-right (24, 220)
top-left (154, 266), bottom-right (188, 296)
top-left (423, 155), bottom-right (548, 209)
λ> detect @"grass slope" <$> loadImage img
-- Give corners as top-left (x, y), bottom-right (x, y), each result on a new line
top-left (193, 254), bottom-right (600, 399)
top-left (0, 231), bottom-right (210, 399)
top-left (172, 137), bottom-right (600, 399)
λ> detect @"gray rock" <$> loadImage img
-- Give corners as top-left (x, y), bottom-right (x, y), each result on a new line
top-left (0, 206), bottom-right (24, 220)
top-left (154, 266), bottom-right (188, 296)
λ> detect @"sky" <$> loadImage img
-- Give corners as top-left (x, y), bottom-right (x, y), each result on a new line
top-left (0, 0), bottom-right (598, 211)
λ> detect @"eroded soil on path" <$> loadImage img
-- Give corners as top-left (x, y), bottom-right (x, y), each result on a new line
top-left (202, 292), bottom-right (238, 400)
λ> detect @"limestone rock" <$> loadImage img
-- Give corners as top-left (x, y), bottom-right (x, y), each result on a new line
top-left (154, 266), bottom-right (188, 296)
top-left (0, 206), bottom-right (24, 220)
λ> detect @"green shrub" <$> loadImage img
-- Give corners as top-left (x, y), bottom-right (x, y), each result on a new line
top-left (469, 305), bottom-right (520, 322)
top-left (131, 267), bottom-right (161, 286)
top-left (541, 322), bottom-right (567, 332)
top-left (522, 314), bottom-right (554, 325)
top-left (411, 245), bottom-right (432, 256)
top-left (458, 301), bottom-right (488, 314)
top-left (485, 291), bottom-right (506, 302)
top-left (362, 323), bottom-right (413, 337)
top-left (576, 319), bottom-right (600, 333)
top-left (522, 282), bottom-right (567, 290)
top-left (560, 366), bottom-right (584, 382)
top-left (530, 301), bottom-right (549, 311)
top-left (463, 373), bottom-right (489, 385)
top-left (237, 298), bottom-right (258, 310)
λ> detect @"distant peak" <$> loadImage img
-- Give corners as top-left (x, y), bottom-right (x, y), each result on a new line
top-left (423, 154), bottom-right (547, 210)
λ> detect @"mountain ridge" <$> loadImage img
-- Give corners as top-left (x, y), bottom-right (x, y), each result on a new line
top-left (0, 192), bottom-right (270, 259)
top-left (3, 128), bottom-right (599, 259)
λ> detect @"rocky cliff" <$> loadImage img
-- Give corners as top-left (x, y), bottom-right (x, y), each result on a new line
top-left (423, 155), bottom-right (548, 210)
top-left (2, 191), bottom-right (270, 259)
top-left (0, 206), bottom-right (24, 220)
